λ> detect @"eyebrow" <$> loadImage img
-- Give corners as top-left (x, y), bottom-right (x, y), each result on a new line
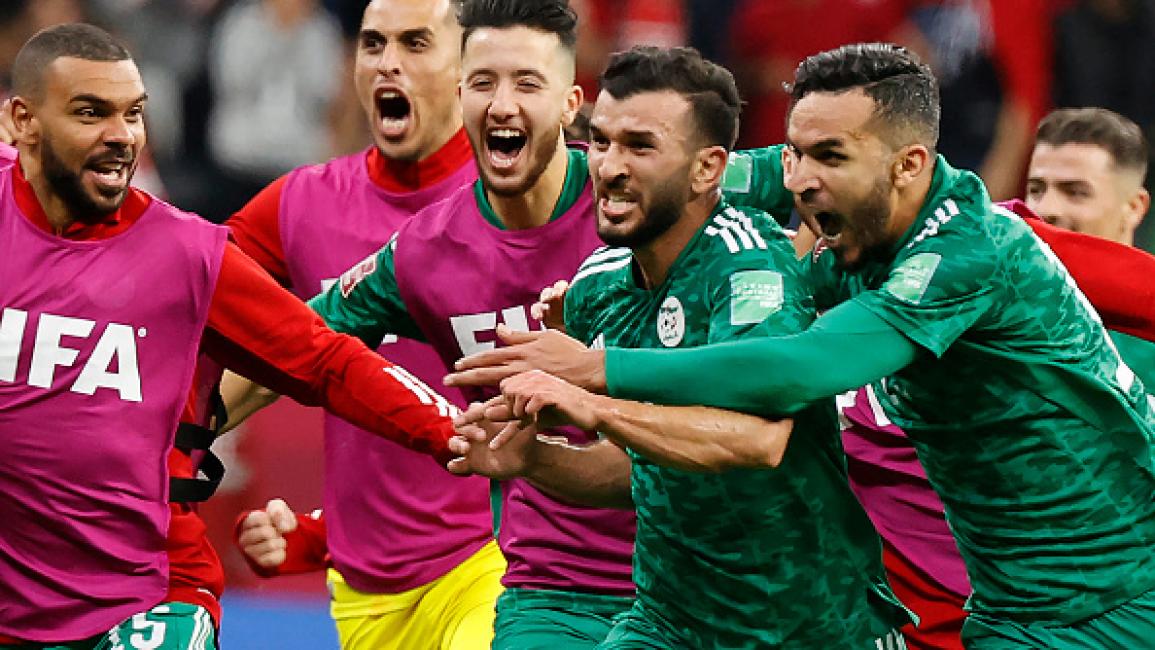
top-left (361, 27), bottom-right (435, 41)
top-left (69, 92), bottom-right (148, 107)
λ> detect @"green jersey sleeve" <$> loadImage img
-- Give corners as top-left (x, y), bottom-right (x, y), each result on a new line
top-left (703, 226), bottom-right (815, 343)
top-left (721, 145), bottom-right (794, 223)
top-left (307, 234), bottom-right (427, 345)
top-left (852, 215), bottom-right (999, 358)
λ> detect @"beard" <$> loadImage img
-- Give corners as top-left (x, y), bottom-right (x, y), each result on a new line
top-left (597, 175), bottom-right (687, 249)
top-left (835, 173), bottom-right (894, 271)
top-left (41, 134), bottom-right (130, 224)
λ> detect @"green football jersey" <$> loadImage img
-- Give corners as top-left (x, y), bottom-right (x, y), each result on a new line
top-left (1111, 330), bottom-right (1155, 396)
top-left (804, 158), bottom-right (1155, 624)
top-left (565, 202), bottom-right (906, 647)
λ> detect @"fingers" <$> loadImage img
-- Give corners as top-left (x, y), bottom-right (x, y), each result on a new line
top-left (495, 324), bottom-right (545, 345)
top-left (446, 457), bottom-right (472, 476)
top-left (265, 498), bottom-right (297, 534)
top-left (448, 435), bottom-right (473, 455)
top-left (237, 511), bottom-right (287, 568)
top-left (489, 419), bottom-right (535, 450)
top-left (454, 401), bottom-right (489, 426)
top-left (444, 364), bottom-right (524, 388)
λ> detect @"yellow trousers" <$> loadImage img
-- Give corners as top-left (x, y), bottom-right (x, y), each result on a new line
top-left (328, 540), bottom-right (506, 650)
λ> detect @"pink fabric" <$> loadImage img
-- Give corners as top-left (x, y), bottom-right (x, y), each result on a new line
top-left (840, 386), bottom-right (971, 599)
top-left (0, 167), bottom-right (226, 641)
top-left (394, 175), bottom-right (636, 597)
top-left (278, 150), bottom-right (494, 593)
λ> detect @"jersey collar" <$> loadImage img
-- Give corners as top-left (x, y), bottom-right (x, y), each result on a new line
top-left (366, 127), bottom-right (473, 194)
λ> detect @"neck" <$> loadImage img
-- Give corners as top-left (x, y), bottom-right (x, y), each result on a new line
top-left (635, 190), bottom-right (718, 289)
top-left (487, 136), bottom-right (569, 230)
top-left (889, 159), bottom-right (936, 244)
top-left (19, 155), bottom-right (74, 233)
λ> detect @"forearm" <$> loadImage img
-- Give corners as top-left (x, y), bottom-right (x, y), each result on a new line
top-left (205, 245), bottom-right (460, 463)
top-left (524, 438), bottom-right (633, 509)
top-left (589, 396), bottom-right (791, 472)
top-left (219, 370), bottom-right (280, 433)
top-left (606, 301), bottom-right (918, 416)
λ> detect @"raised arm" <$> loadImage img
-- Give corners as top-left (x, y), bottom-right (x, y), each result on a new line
top-left (202, 243), bottom-right (459, 463)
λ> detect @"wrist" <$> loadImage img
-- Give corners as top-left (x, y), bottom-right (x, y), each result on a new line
top-left (584, 349), bottom-right (608, 393)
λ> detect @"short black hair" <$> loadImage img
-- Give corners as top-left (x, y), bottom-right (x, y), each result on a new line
top-left (459, 0), bottom-right (577, 51)
top-left (599, 46), bottom-right (741, 150)
top-left (12, 23), bottom-right (132, 101)
top-left (1036, 107), bottom-right (1148, 180)
top-left (789, 42), bottom-right (940, 151)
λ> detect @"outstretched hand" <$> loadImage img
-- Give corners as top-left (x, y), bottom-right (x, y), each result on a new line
top-left (444, 324), bottom-right (606, 392)
top-left (447, 402), bottom-right (541, 480)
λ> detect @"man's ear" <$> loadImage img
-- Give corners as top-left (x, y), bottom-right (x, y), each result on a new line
top-left (691, 145), bottom-right (728, 195)
top-left (892, 143), bottom-right (932, 190)
top-left (561, 83), bottom-right (584, 129)
top-left (8, 96), bottom-right (38, 146)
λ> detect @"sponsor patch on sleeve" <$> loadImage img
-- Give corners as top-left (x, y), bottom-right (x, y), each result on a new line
top-left (339, 253), bottom-right (379, 298)
top-left (721, 152), bottom-right (753, 194)
top-left (730, 270), bottom-right (783, 325)
top-left (884, 252), bottom-right (941, 304)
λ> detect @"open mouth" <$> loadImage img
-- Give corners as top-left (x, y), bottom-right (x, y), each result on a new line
top-left (375, 88), bottom-right (412, 138)
top-left (815, 211), bottom-right (844, 243)
top-left (485, 128), bottom-right (527, 170)
top-left (85, 158), bottom-right (132, 195)
top-left (597, 189), bottom-right (638, 220)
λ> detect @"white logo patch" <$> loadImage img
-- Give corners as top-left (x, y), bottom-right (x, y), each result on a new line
top-left (657, 296), bottom-right (685, 347)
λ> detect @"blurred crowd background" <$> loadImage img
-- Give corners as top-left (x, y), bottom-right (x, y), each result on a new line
top-left (5, 0), bottom-right (1154, 644)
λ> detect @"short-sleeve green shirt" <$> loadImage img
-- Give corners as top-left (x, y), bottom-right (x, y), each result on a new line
top-left (807, 158), bottom-right (1155, 624)
top-left (565, 202), bottom-right (905, 647)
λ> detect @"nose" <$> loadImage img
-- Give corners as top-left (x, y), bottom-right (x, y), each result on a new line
top-left (594, 143), bottom-right (629, 184)
top-left (1028, 188), bottom-right (1064, 225)
top-left (376, 42), bottom-right (402, 76)
top-left (488, 80), bottom-right (517, 121)
top-left (102, 116), bottom-right (135, 148)
top-left (782, 150), bottom-right (821, 197)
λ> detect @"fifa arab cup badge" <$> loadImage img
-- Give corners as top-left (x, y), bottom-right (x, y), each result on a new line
top-left (657, 296), bottom-right (686, 347)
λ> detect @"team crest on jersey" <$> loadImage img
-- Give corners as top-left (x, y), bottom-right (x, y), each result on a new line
top-left (339, 253), bottom-right (378, 298)
top-left (657, 296), bottom-right (685, 347)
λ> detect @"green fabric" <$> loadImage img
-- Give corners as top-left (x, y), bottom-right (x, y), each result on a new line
top-left (475, 147), bottom-right (589, 230)
top-left (605, 299), bottom-right (918, 415)
top-left (1, 603), bottom-right (218, 650)
top-left (567, 202), bottom-right (908, 647)
top-left (961, 587), bottom-right (1155, 649)
top-left (604, 155), bottom-right (1155, 626)
top-left (307, 234), bottom-right (426, 344)
top-left (1111, 329), bottom-right (1155, 395)
top-left (720, 145), bottom-right (795, 223)
top-left (492, 588), bottom-right (633, 650)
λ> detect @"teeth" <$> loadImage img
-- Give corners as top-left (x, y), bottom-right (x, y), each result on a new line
top-left (382, 117), bottom-right (408, 129)
top-left (380, 91), bottom-right (400, 99)
top-left (490, 129), bottom-right (522, 138)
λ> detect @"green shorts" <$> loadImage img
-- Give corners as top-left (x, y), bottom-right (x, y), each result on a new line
top-left (492, 588), bottom-right (634, 650)
top-left (2, 603), bottom-right (216, 650)
top-left (598, 599), bottom-right (909, 650)
top-left (962, 587), bottom-right (1155, 649)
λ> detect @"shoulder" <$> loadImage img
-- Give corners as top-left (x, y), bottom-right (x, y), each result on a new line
top-left (702, 205), bottom-right (797, 270)
top-left (283, 150), bottom-right (370, 194)
top-left (570, 245), bottom-right (632, 292)
top-left (396, 182), bottom-right (476, 242)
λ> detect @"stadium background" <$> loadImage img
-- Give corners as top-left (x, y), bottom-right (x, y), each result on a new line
top-left (3, 0), bottom-right (1153, 646)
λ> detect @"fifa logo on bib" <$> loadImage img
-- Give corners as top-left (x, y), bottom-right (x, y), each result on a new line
top-left (657, 296), bottom-right (685, 347)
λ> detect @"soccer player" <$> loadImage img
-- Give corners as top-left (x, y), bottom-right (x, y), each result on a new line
top-left (451, 45), bottom-right (910, 648)
top-left (221, 1), bottom-right (504, 647)
top-left (301, 1), bottom-right (641, 646)
top-left (0, 23), bottom-right (472, 649)
top-left (1027, 107), bottom-right (1155, 386)
top-left (451, 43), bottom-right (1155, 649)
